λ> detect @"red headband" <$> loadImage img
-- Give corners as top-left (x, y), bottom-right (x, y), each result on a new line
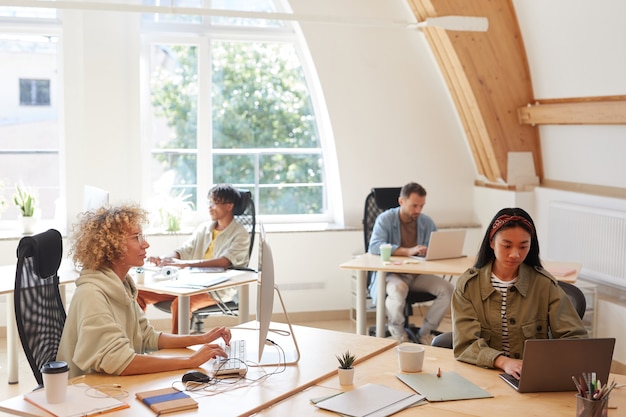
top-left (489, 214), bottom-right (535, 241)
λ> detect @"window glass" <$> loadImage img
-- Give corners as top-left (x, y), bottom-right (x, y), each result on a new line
top-left (0, 7), bottom-right (56, 19)
top-left (0, 31), bottom-right (59, 221)
top-left (144, 0), bottom-right (203, 24)
top-left (149, 44), bottom-right (198, 204)
top-left (19, 79), bottom-right (51, 106)
top-left (145, 3), bottom-right (331, 222)
top-left (210, 0), bottom-right (283, 27)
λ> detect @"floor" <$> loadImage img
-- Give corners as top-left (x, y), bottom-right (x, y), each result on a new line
top-left (0, 308), bottom-right (445, 408)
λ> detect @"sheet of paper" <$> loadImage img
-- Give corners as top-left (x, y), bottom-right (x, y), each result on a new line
top-left (23, 383), bottom-right (129, 417)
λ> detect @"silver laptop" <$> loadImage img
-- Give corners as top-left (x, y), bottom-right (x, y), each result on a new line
top-left (411, 229), bottom-right (466, 261)
top-left (499, 338), bottom-right (615, 393)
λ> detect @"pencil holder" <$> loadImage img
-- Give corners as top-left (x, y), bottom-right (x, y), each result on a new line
top-left (576, 394), bottom-right (608, 417)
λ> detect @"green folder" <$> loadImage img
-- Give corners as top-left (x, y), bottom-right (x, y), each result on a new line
top-left (397, 372), bottom-right (493, 402)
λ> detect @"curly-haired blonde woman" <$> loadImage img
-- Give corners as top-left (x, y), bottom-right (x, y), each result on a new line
top-left (57, 204), bottom-right (231, 378)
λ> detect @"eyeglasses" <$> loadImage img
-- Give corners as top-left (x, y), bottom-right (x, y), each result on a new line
top-left (128, 233), bottom-right (147, 245)
top-left (208, 200), bottom-right (230, 208)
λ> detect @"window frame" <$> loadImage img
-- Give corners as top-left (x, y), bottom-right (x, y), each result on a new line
top-left (141, 19), bottom-right (338, 224)
top-left (0, 17), bottom-right (62, 222)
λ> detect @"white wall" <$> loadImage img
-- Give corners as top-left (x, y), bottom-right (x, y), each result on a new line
top-left (513, 0), bottom-right (626, 190)
top-left (291, 0), bottom-right (477, 228)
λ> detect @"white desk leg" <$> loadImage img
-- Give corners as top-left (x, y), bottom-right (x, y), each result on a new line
top-left (7, 294), bottom-right (19, 384)
top-left (376, 271), bottom-right (387, 338)
top-left (179, 295), bottom-right (190, 335)
top-left (355, 270), bottom-right (367, 335)
top-left (238, 285), bottom-right (249, 323)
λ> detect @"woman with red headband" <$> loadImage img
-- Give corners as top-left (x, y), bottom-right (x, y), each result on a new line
top-left (451, 208), bottom-right (587, 379)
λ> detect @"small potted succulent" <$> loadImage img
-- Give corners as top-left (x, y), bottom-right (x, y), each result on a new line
top-left (336, 350), bottom-right (356, 385)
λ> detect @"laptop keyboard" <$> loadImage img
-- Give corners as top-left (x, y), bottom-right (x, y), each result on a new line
top-left (499, 373), bottom-right (520, 389)
top-left (212, 339), bottom-right (247, 376)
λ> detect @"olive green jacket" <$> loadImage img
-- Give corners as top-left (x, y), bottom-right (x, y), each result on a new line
top-left (452, 262), bottom-right (588, 368)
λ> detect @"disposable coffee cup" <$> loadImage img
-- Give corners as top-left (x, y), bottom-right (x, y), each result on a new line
top-left (135, 267), bottom-right (145, 284)
top-left (41, 361), bottom-right (69, 404)
top-left (395, 343), bottom-right (425, 373)
top-left (380, 244), bottom-right (392, 262)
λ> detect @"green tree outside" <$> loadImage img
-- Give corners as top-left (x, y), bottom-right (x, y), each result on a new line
top-left (150, 41), bottom-right (324, 215)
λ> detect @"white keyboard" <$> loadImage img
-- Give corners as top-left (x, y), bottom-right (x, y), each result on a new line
top-left (212, 339), bottom-right (247, 376)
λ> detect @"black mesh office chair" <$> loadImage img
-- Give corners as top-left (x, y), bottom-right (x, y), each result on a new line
top-left (557, 281), bottom-right (586, 320)
top-left (363, 187), bottom-right (437, 343)
top-left (155, 190), bottom-right (256, 333)
top-left (431, 280), bottom-right (588, 349)
top-left (14, 229), bottom-right (66, 388)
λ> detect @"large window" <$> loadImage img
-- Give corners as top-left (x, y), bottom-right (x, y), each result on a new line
top-left (143, 1), bottom-right (331, 223)
top-left (0, 10), bottom-right (60, 221)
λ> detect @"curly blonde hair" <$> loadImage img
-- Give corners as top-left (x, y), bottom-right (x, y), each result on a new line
top-left (70, 204), bottom-right (148, 270)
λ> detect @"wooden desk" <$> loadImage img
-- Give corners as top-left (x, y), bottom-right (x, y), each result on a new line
top-left (136, 269), bottom-right (257, 334)
top-left (0, 323), bottom-right (396, 417)
top-left (0, 260), bottom-right (78, 385)
top-left (340, 253), bottom-right (581, 337)
top-left (256, 344), bottom-right (626, 417)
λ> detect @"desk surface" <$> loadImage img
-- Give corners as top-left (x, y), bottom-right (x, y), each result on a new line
top-left (135, 268), bottom-right (257, 297)
top-left (257, 344), bottom-right (626, 417)
top-left (0, 259), bottom-right (78, 295)
top-left (340, 253), bottom-right (580, 283)
top-left (0, 322), bottom-right (396, 417)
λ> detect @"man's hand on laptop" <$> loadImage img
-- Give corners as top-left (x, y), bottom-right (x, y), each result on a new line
top-left (412, 245), bottom-right (427, 257)
top-left (495, 355), bottom-right (523, 380)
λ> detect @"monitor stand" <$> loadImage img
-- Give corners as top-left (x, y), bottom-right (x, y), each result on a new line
top-left (250, 285), bottom-right (301, 366)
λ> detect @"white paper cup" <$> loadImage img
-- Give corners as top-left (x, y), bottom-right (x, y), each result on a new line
top-left (135, 267), bottom-right (145, 284)
top-left (41, 361), bottom-right (69, 404)
top-left (380, 244), bottom-right (392, 262)
top-left (395, 343), bottom-right (425, 373)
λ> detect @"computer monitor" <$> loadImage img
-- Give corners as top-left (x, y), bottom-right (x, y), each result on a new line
top-left (256, 224), bottom-right (275, 362)
top-left (83, 185), bottom-right (109, 211)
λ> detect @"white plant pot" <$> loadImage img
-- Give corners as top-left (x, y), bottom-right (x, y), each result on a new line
top-left (338, 367), bottom-right (355, 386)
top-left (19, 215), bottom-right (38, 235)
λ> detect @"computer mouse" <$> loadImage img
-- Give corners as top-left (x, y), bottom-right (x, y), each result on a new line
top-left (182, 370), bottom-right (210, 383)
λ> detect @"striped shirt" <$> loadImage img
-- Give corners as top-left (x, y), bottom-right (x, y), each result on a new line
top-left (490, 274), bottom-right (517, 357)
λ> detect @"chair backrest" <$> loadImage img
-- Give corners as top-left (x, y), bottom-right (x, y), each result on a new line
top-left (558, 281), bottom-right (586, 319)
top-left (14, 229), bottom-right (66, 387)
top-left (233, 189), bottom-right (256, 258)
top-left (362, 187), bottom-right (401, 252)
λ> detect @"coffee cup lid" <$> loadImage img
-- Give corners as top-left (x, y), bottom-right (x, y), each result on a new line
top-left (41, 361), bottom-right (69, 374)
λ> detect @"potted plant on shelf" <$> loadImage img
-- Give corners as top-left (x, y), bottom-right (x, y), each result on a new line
top-left (336, 350), bottom-right (356, 385)
top-left (157, 190), bottom-right (194, 232)
top-left (13, 183), bottom-right (38, 234)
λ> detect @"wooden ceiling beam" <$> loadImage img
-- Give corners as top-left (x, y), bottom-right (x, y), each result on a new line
top-left (407, 0), bottom-right (542, 184)
top-left (519, 97), bottom-right (626, 125)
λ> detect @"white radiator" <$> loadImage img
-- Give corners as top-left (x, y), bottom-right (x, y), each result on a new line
top-left (547, 202), bottom-right (626, 288)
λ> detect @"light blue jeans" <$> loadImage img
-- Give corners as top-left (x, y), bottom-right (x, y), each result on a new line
top-left (385, 273), bottom-right (453, 337)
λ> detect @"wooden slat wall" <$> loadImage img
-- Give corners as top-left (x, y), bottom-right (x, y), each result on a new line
top-left (406, 0), bottom-right (542, 183)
